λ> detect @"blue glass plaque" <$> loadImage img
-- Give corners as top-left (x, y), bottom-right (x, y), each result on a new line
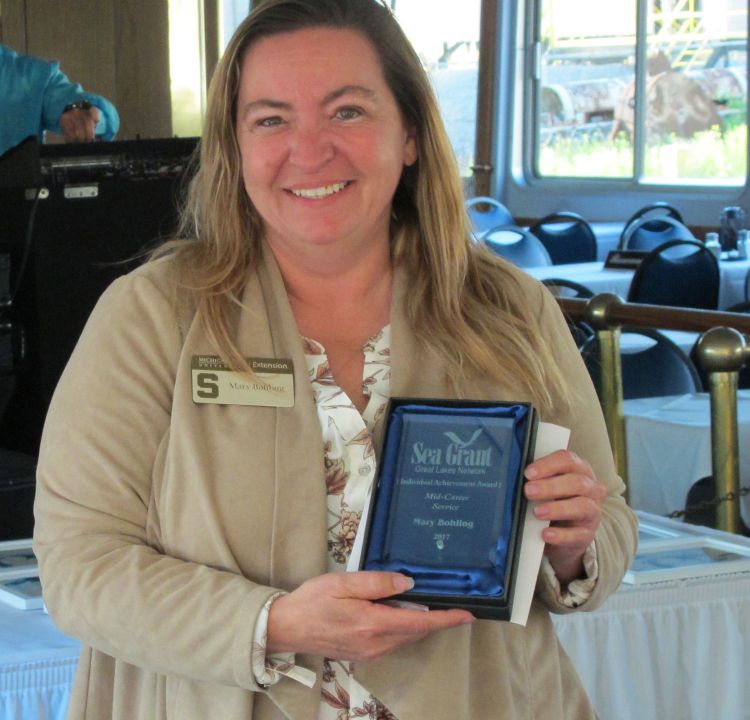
top-left (361, 399), bottom-right (536, 620)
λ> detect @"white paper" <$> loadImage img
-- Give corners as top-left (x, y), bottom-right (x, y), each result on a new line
top-left (510, 421), bottom-right (570, 625)
top-left (346, 421), bottom-right (571, 627)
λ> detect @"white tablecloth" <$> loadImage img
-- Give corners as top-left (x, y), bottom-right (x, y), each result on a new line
top-left (526, 257), bottom-right (750, 309)
top-left (0, 607), bottom-right (79, 720)
top-left (553, 513), bottom-right (750, 720)
top-left (623, 391), bottom-right (750, 524)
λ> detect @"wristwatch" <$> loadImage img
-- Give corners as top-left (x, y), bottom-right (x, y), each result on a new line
top-left (62, 100), bottom-right (93, 113)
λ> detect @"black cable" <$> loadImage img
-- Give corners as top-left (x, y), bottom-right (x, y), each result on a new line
top-left (10, 187), bottom-right (42, 303)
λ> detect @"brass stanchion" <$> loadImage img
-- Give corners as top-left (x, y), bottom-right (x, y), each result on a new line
top-left (694, 327), bottom-right (749, 534)
top-left (585, 294), bottom-right (628, 496)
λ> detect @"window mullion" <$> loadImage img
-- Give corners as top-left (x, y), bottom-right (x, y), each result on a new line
top-left (632, 0), bottom-right (648, 181)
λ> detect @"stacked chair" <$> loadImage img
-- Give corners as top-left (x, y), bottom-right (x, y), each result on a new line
top-left (627, 240), bottom-right (720, 310)
top-left (581, 327), bottom-right (702, 400)
top-left (528, 211), bottom-right (597, 265)
top-left (483, 225), bottom-right (552, 268)
top-left (465, 196), bottom-right (514, 238)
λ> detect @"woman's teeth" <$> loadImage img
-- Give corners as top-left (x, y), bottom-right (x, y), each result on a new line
top-left (290, 182), bottom-right (348, 199)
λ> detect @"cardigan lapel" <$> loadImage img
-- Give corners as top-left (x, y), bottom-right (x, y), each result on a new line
top-left (251, 250), bottom-right (329, 588)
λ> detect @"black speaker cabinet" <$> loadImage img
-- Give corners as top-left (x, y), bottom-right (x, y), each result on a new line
top-left (0, 138), bottom-right (197, 458)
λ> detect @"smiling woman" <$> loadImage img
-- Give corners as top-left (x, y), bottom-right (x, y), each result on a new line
top-left (33, 1), bottom-right (636, 719)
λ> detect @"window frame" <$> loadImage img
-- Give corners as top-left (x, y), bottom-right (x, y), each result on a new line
top-left (494, 0), bottom-right (750, 226)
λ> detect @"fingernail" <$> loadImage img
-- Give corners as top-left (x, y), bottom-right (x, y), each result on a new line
top-left (525, 482), bottom-right (540, 498)
top-left (396, 575), bottom-right (415, 592)
top-left (534, 505), bottom-right (549, 519)
top-left (525, 466), bottom-right (538, 479)
top-left (544, 528), bottom-right (557, 541)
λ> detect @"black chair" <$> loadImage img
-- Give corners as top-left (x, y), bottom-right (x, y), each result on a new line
top-left (628, 240), bottom-right (720, 310)
top-left (483, 225), bottom-right (552, 267)
top-left (619, 202), bottom-right (684, 248)
top-left (683, 476), bottom-right (750, 535)
top-left (466, 196), bottom-right (514, 237)
top-left (690, 301), bottom-right (750, 391)
top-left (541, 278), bottom-right (594, 298)
top-left (528, 211), bottom-right (597, 265)
top-left (581, 328), bottom-right (702, 400)
top-left (620, 215), bottom-right (695, 251)
top-left (542, 279), bottom-right (595, 347)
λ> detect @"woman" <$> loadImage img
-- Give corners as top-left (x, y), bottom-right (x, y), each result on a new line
top-left (34, 1), bottom-right (637, 718)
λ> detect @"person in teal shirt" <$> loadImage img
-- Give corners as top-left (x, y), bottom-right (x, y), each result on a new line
top-left (0, 43), bottom-right (120, 156)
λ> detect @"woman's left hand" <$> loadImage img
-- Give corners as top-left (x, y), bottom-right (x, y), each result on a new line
top-left (523, 449), bottom-right (608, 586)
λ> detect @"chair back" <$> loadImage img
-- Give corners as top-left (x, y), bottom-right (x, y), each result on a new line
top-left (465, 196), bottom-right (513, 236)
top-left (619, 202), bottom-right (683, 247)
top-left (621, 215), bottom-right (694, 251)
top-left (581, 328), bottom-right (702, 400)
top-left (541, 278), bottom-right (594, 298)
top-left (628, 240), bottom-right (719, 310)
top-left (483, 225), bottom-right (552, 268)
top-left (528, 211), bottom-right (597, 265)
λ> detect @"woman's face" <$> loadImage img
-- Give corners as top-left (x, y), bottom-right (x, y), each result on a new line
top-left (235, 26), bottom-right (417, 258)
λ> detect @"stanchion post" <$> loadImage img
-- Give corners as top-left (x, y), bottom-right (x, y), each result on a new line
top-left (585, 294), bottom-right (628, 497)
top-left (694, 327), bottom-right (749, 534)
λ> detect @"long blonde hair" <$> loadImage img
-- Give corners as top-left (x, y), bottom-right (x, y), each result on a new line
top-left (155, 0), bottom-right (569, 414)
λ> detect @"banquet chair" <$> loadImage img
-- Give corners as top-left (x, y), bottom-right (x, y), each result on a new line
top-left (620, 215), bottom-right (695, 251)
top-left (683, 476), bottom-right (750, 535)
top-left (528, 211), bottom-right (597, 265)
top-left (541, 278), bottom-right (594, 298)
top-left (628, 240), bottom-right (719, 310)
top-left (580, 328), bottom-right (702, 400)
top-left (542, 279), bottom-right (595, 347)
top-left (483, 225), bottom-right (552, 268)
top-left (618, 201), bottom-right (684, 248)
top-left (465, 196), bottom-right (514, 237)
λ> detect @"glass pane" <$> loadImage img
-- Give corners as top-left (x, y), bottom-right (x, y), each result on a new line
top-left (392, 0), bottom-right (481, 179)
top-left (169, 0), bottom-right (204, 137)
top-left (537, 0), bottom-right (636, 178)
top-left (221, 1), bottom-right (250, 49)
top-left (643, 1), bottom-right (747, 185)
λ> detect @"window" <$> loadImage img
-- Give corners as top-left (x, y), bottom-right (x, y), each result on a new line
top-left (533, 0), bottom-right (748, 186)
top-left (391, 0), bottom-right (481, 179)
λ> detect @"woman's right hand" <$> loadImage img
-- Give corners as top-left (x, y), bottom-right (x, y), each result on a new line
top-left (266, 572), bottom-right (475, 662)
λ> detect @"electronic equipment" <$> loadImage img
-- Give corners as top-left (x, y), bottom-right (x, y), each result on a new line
top-left (0, 137), bottom-right (198, 456)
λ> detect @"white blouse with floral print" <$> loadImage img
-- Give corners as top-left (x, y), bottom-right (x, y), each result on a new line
top-left (251, 325), bottom-right (597, 720)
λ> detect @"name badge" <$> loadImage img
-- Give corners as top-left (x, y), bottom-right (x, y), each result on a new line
top-left (191, 355), bottom-right (294, 407)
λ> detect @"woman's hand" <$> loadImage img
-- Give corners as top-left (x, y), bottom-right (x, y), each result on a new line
top-left (267, 571), bottom-right (474, 662)
top-left (523, 449), bottom-right (607, 586)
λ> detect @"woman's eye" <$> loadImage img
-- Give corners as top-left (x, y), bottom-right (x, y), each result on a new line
top-left (336, 107), bottom-right (362, 120)
top-left (256, 116), bottom-right (284, 128)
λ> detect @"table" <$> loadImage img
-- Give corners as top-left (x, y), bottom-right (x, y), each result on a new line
top-left (0, 606), bottom-right (79, 720)
top-left (526, 257), bottom-right (750, 309)
top-left (623, 391), bottom-right (750, 525)
top-left (553, 512), bottom-right (750, 720)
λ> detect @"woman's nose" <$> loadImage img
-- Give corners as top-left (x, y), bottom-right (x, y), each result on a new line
top-left (288, 124), bottom-right (335, 171)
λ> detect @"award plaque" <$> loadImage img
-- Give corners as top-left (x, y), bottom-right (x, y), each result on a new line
top-left (360, 398), bottom-right (537, 620)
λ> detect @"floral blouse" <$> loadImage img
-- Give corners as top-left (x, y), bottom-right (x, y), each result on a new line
top-left (251, 325), bottom-right (597, 719)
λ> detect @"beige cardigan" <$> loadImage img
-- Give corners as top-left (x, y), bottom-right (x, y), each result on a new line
top-left (34, 250), bottom-right (637, 719)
